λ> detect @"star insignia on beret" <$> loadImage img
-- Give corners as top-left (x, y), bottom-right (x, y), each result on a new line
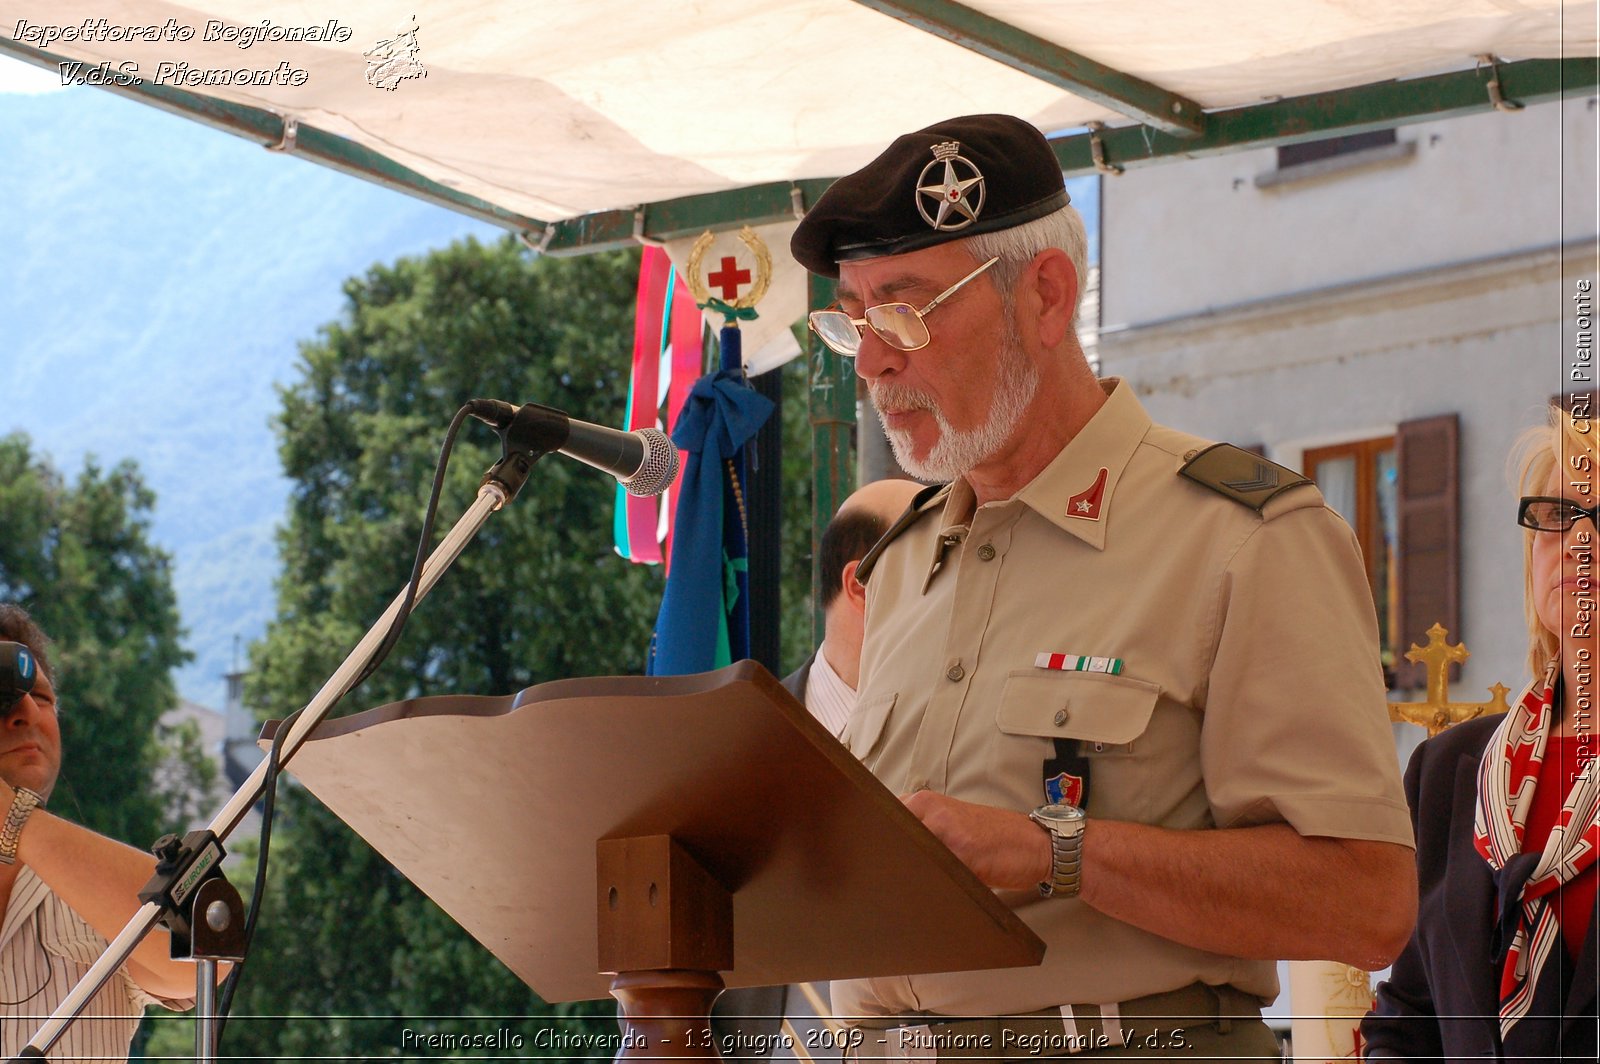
top-left (915, 141), bottom-right (985, 231)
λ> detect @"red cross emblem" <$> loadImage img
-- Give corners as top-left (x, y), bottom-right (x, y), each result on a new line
top-left (707, 256), bottom-right (751, 300)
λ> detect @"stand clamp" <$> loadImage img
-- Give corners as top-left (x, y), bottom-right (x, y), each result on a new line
top-left (139, 832), bottom-right (246, 1064)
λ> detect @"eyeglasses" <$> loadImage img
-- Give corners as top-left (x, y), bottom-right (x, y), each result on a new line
top-left (1518, 496), bottom-right (1600, 532)
top-left (808, 256), bottom-right (1000, 357)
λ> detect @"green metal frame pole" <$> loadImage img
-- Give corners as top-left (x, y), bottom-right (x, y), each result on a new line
top-left (0, 35), bottom-right (548, 237)
top-left (808, 273), bottom-right (855, 645)
top-left (850, 0), bottom-right (1204, 136)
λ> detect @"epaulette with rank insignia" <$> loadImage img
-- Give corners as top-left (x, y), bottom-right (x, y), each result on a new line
top-left (855, 482), bottom-right (950, 585)
top-left (1178, 443), bottom-right (1310, 512)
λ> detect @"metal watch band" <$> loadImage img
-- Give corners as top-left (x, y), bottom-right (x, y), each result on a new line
top-left (1038, 829), bottom-right (1082, 898)
top-left (1029, 806), bottom-right (1084, 898)
top-left (0, 786), bottom-right (43, 865)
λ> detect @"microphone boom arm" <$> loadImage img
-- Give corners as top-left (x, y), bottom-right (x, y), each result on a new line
top-left (19, 478), bottom-right (514, 1061)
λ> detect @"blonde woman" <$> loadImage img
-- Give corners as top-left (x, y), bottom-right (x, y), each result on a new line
top-left (1362, 407), bottom-right (1599, 1060)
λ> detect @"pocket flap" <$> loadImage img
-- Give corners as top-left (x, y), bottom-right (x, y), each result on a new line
top-left (841, 690), bottom-right (898, 757)
top-left (996, 671), bottom-right (1160, 745)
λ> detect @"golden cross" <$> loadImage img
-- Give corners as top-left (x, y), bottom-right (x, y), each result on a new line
top-left (1389, 623), bottom-right (1510, 737)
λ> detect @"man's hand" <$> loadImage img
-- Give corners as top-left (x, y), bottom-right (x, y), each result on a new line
top-left (900, 789), bottom-right (1051, 891)
top-left (899, 789), bottom-right (1416, 969)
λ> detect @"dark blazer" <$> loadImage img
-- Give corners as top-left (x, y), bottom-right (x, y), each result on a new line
top-left (1362, 714), bottom-right (1599, 1062)
top-left (781, 652), bottom-right (813, 703)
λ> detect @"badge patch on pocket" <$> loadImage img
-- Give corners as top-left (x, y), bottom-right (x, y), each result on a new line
top-left (1042, 739), bottom-right (1092, 806)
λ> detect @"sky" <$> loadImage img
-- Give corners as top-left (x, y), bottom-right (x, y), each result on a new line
top-left (1, 52), bottom-right (497, 708)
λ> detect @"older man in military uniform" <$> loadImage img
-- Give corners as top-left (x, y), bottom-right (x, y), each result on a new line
top-left (791, 115), bottom-right (1416, 1060)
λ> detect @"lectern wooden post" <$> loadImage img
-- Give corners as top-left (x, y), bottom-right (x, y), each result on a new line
top-left (265, 661), bottom-right (1044, 1061)
top-left (598, 834), bottom-right (734, 1059)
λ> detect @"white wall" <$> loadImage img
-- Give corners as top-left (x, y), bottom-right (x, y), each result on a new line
top-left (1101, 96), bottom-right (1597, 326)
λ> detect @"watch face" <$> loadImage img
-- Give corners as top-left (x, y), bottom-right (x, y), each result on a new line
top-left (1032, 803), bottom-right (1085, 827)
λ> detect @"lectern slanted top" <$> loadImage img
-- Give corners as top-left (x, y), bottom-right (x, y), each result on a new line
top-left (265, 661), bottom-right (1043, 1003)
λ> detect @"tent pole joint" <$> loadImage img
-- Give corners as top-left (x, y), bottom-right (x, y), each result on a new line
top-left (267, 115), bottom-right (298, 153)
top-left (1477, 54), bottom-right (1525, 113)
top-left (517, 225), bottom-right (558, 255)
top-left (1087, 122), bottom-right (1123, 176)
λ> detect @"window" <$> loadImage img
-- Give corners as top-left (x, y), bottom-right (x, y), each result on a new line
top-left (1277, 128), bottom-right (1397, 170)
top-left (1306, 438), bottom-right (1400, 675)
top-left (1255, 128), bottom-right (1412, 190)
top-left (1302, 415), bottom-right (1459, 690)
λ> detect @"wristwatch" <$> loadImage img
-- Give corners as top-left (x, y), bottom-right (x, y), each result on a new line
top-left (1028, 803), bottom-right (1086, 898)
top-left (0, 786), bottom-right (43, 865)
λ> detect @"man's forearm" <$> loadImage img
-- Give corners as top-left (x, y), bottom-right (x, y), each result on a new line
top-left (903, 790), bottom-right (1416, 970)
top-left (18, 808), bottom-right (207, 1000)
top-left (1078, 820), bottom-right (1416, 970)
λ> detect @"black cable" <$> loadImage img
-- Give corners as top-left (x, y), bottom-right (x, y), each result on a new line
top-left (345, 403), bottom-right (475, 699)
top-left (211, 403), bottom-right (476, 1047)
top-left (0, 919), bottom-right (52, 1006)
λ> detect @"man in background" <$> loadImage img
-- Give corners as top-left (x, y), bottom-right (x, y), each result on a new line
top-left (0, 604), bottom-right (196, 1061)
top-left (783, 477), bottom-right (925, 735)
top-left (716, 477), bottom-right (923, 1063)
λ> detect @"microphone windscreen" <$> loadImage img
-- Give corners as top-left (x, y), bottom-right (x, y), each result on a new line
top-left (625, 429), bottom-right (680, 498)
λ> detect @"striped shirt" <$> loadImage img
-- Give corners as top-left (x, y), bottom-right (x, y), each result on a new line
top-left (0, 867), bottom-right (168, 1061)
top-left (804, 650), bottom-right (856, 739)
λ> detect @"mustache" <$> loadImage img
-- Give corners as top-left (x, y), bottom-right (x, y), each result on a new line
top-left (869, 380), bottom-right (938, 414)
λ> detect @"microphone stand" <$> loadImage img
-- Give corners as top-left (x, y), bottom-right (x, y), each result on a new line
top-left (13, 411), bottom-right (561, 1062)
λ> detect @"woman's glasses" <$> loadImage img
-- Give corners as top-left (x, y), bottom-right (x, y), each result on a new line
top-left (1518, 496), bottom-right (1600, 532)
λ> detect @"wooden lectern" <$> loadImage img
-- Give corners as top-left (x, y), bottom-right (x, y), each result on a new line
top-left (265, 661), bottom-right (1044, 1060)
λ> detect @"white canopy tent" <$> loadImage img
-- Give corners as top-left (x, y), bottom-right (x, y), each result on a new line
top-left (2, 1), bottom-right (1593, 238)
top-left (4, 1), bottom-right (1591, 391)
top-left (6, 0), bottom-right (1589, 517)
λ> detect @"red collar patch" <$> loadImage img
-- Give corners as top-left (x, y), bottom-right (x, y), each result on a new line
top-left (1066, 467), bottom-right (1109, 521)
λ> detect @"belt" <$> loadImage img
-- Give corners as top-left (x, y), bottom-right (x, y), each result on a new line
top-left (843, 982), bottom-right (1262, 1061)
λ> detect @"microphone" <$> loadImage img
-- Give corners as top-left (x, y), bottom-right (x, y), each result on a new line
top-left (0, 643), bottom-right (37, 714)
top-left (466, 400), bottom-right (680, 498)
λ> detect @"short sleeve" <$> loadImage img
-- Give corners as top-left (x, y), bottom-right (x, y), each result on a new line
top-left (40, 892), bottom-right (194, 1012)
top-left (1200, 504), bottom-right (1414, 846)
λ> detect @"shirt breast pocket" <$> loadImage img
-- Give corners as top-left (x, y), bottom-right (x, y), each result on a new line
top-left (840, 690), bottom-right (898, 763)
top-left (995, 670), bottom-right (1162, 819)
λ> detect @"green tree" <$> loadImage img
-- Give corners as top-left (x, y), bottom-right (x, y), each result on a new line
top-left (0, 436), bottom-right (192, 844)
top-left (226, 237), bottom-right (674, 1058)
top-left (776, 353), bottom-right (818, 674)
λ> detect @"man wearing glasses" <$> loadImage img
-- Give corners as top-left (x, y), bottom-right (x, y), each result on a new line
top-left (791, 115), bottom-right (1417, 1059)
top-left (0, 605), bottom-right (200, 1061)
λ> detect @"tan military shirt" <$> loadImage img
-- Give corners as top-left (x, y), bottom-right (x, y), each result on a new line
top-left (834, 379), bottom-right (1412, 1019)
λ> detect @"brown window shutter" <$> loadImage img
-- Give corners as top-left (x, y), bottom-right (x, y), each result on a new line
top-left (1394, 414), bottom-right (1459, 689)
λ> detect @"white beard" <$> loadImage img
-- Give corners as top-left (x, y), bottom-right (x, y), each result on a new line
top-left (870, 320), bottom-right (1039, 483)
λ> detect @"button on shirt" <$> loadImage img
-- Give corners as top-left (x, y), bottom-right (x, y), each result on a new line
top-left (835, 379), bottom-right (1413, 1018)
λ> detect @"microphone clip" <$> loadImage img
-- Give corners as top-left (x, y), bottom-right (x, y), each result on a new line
top-left (471, 401), bottom-right (571, 500)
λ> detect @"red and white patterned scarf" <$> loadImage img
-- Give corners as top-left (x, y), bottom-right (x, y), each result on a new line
top-left (1472, 676), bottom-right (1600, 1039)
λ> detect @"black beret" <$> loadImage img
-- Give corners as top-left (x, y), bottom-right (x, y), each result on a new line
top-left (792, 114), bottom-right (1069, 278)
